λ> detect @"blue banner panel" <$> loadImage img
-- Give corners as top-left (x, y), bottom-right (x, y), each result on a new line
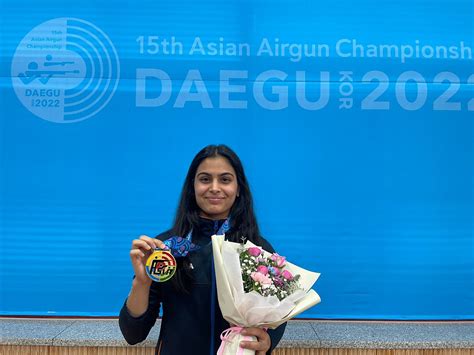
top-left (0, 0), bottom-right (473, 319)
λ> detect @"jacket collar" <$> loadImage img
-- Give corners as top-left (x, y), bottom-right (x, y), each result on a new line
top-left (195, 217), bottom-right (227, 240)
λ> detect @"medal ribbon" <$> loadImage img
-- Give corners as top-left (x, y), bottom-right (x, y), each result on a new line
top-left (162, 218), bottom-right (230, 258)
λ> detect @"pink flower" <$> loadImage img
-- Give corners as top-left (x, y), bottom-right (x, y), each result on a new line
top-left (247, 247), bottom-right (262, 257)
top-left (250, 271), bottom-right (272, 285)
top-left (271, 253), bottom-right (286, 267)
top-left (257, 265), bottom-right (268, 275)
top-left (281, 270), bottom-right (294, 280)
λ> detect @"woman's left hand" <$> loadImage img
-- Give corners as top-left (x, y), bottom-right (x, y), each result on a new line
top-left (239, 327), bottom-right (271, 354)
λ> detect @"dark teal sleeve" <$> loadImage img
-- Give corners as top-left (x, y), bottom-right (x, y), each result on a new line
top-left (267, 322), bottom-right (287, 353)
top-left (118, 279), bottom-right (162, 345)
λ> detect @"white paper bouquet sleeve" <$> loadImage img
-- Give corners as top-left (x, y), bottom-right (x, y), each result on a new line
top-left (216, 327), bottom-right (256, 355)
top-left (211, 234), bottom-right (321, 354)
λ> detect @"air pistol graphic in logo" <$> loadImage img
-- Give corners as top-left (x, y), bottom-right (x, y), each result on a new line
top-left (11, 18), bottom-right (120, 123)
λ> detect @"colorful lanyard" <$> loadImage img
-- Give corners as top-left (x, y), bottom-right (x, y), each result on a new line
top-left (163, 218), bottom-right (230, 258)
top-left (145, 218), bottom-right (231, 283)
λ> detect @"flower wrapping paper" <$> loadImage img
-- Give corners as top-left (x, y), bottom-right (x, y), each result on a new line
top-left (211, 234), bottom-right (321, 330)
top-left (217, 329), bottom-right (256, 355)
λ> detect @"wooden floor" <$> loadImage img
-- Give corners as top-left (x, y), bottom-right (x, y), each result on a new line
top-left (1, 346), bottom-right (473, 355)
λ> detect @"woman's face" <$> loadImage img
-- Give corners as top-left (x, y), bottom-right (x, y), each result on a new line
top-left (194, 156), bottom-right (239, 220)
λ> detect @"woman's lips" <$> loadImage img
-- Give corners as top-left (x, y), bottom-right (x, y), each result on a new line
top-left (207, 197), bottom-right (224, 204)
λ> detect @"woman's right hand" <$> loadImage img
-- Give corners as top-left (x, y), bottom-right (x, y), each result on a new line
top-left (130, 235), bottom-right (167, 286)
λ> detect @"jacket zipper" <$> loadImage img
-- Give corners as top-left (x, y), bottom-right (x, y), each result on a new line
top-left (210, 220), bottom-right (219, 354)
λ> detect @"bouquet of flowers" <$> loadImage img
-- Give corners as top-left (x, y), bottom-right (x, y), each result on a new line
top-left (211, 234), bottom-right (321, 355)
top-left (240, 246), bottom-right (301, 301)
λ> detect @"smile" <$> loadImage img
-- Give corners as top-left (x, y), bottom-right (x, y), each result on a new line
top-left (206, 197), bottom-right (224, 203)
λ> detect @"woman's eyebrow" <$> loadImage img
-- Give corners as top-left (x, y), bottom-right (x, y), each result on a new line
top-left (196, 171), bottom-right (235, 177)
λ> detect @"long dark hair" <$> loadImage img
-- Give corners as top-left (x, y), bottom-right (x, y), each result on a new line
top-left (169, 144), bottom-right (262, 293)
top-left (171, 144), bottom-right (261, 244)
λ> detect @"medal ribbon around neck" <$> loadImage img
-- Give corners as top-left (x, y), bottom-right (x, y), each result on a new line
top-left (145, 218), bottom-right (230, 282)
top-left (163, 218), bottom-right (230, 257)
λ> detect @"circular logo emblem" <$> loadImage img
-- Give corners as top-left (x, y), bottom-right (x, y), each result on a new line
top-left (146, 250), bottom-right (177, 282)
top-left (11, 18), bottom-right (120, 123)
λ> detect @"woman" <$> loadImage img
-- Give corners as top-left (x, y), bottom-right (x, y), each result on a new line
top-left (119, 144), bottom-right (286, 355)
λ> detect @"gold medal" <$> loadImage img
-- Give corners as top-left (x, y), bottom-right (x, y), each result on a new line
top-left (145, 249), bottom-right (177, 282)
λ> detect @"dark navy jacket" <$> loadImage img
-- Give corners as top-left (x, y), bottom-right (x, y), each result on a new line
top-left (119, 218), bottom-right (286, 355)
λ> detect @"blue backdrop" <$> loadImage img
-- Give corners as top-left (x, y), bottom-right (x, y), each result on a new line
top-left (0, 0), bottom-right (473, 319)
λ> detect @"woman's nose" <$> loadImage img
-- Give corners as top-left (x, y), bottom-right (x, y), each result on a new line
top-left (209, 179), bottom-right (221, 192)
